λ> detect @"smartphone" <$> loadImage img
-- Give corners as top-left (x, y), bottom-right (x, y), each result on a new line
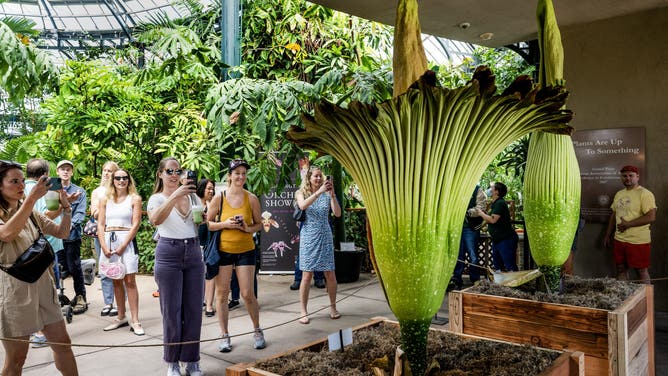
top-left (234, 215), bottom-right (243, 224)
top-left (186, 169), bottom-right (197, 181)
top-left (326, 175), bottom-right (332, 181)
top-left (48, 177), bottom-right (62, 191)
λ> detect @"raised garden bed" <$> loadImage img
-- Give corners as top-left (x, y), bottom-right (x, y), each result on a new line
top-left (226, 317), bottom-right (583, 376)
top-left (448, 279), bottom-right (654, 376)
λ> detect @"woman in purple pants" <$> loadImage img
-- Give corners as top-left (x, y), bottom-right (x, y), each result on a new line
top-left (147, 157), bottom-right (204, 376)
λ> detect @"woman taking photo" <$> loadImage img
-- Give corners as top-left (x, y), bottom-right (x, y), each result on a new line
top-left (207, 159), bottom-right (264, 353)
top-left (147, 157), bottom-right (204, 376)
top-left (197, 178), bottom-right (217, 317)
top-left (0, 160), bottom-right (78, 375)
top-left (90, 160), bottom-right (118, 317)
top-left (476, 181), bottom-right (519, 272)
top-left (97, 169), bottom-right (143, 335)
top-left (295, 166), bottom-right (342, 324)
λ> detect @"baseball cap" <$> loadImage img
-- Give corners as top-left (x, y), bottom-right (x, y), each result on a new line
top-left (620, 165), bottom-right (639, 174)
top-left (57, 160), bottom-right (74, 169)
top-left (228, 159), bottom-right (250, 173)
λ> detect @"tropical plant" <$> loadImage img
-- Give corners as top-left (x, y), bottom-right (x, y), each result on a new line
top-left (523, 0), bottom-right (581, 291)
top-left (286, 0), bottom-right (573, 374)
top-left (0, 9), bottom-right (58, 103)
top-left (206, 0), bottom-right (394, 196)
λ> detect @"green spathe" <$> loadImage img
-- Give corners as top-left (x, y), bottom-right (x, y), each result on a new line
top-left (525, 0), bottom-right (581, 293)
top-left (287, 71), bottom-right (572, 374)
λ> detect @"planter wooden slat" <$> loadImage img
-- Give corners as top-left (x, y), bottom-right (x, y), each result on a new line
top-left (227, 317), bottom-right (583, 376)
top-left (449, 284), bottom-right (654, 376)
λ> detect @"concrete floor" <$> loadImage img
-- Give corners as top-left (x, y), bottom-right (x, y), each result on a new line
top-left (1, 273), bottom-right (665, 375)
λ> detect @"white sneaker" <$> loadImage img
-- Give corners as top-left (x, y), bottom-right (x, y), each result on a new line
top-left (218, 333), bottom-right (232, 352)
top-left (166, 362), bottom-right (181, 376)
top-left (253, 328), bottom-right (266, 349)
top-left (185, 361), bottom-right (203, 376)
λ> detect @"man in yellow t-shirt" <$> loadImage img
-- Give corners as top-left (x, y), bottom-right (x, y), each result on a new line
top-left (603, 165), bottom-right (656, 283)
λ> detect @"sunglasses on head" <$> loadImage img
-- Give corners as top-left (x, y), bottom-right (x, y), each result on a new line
top-left (164, 169), bottom-right (183, 176)
top-left (113, 176), bottom-right (129, 181)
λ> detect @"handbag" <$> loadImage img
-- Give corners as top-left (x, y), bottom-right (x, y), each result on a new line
top-left (83, 218), bottom-right (97, 237)
top-left (99, 232), bottom-right (126, 280)
top-left (99, 255), bottom-right (126, 280)
top-left (292, 201), bottom-right (306, 222)
top-left (0, 215), bottom-right (55, 283)
top-left (203, 193), bottom-right (223, 280)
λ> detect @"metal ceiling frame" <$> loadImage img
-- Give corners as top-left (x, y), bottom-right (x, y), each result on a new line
top-left (0, 0), bottom-right (191, 55)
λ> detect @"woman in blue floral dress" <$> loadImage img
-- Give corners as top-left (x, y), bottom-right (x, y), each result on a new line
top-left (295, 166), bottom-right (342, 324)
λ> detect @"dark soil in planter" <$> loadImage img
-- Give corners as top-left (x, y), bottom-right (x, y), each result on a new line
top-left (255, 322), bottom-right (560, 376)
top-left (467, 276), bottom-right (641, 310)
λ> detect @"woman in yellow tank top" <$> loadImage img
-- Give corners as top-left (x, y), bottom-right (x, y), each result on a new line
top-left (206, 159), bottom-right (265, 352)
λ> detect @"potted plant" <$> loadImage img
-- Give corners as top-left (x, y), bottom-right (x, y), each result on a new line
top-left (226, 317), bottom-right (584, 376)
top-left (449, 279), bottom-right (654, 375)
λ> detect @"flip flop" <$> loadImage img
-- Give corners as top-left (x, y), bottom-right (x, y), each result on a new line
top-left (330, 310), bottom-right (341, 320)
top-left (299, 316), bottom-right (310, 324)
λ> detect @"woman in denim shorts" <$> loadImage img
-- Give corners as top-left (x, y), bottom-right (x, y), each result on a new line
top-left (207, 159), bottom-right (265, 353)
top-left (147, 157), bottom-right (204, 376)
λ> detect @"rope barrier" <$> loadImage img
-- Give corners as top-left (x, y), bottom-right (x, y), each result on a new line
top-left (1, 277), bottom-right (381, 348)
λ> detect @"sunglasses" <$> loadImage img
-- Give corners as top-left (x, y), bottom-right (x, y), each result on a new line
top-left (164, 169), bottom-right (183, 176)
top-left (113, 176), bottom-right (130, 181)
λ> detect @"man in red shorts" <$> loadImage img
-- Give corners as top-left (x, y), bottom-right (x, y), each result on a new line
top-left (603, 165), bottom-right (656, 283)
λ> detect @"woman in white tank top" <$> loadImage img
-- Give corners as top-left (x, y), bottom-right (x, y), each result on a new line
top-left (96, 169), bottom-right (144, 335)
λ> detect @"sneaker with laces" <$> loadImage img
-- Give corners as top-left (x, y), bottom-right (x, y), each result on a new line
top-left (218, 334), bottom-right (232, 353)
top-left (253, 328), bottom-right (266, 349)
top-left (30, 334), bottom-right (48, 348)
top-left (166, 362), bottom-right (180, 376)
top-left (228, 299), bottom-right (239, 310)
top-left (185, 361), bottom-right (203, 376)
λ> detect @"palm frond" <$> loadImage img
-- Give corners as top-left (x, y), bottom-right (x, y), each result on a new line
top-left (1, 16), bottom-right (39, 36)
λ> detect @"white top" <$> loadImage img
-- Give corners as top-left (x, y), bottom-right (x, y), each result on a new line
top-left (105, 195), bottom-right (134, 228)
top-left (147, 193), bottom-right (200, 239)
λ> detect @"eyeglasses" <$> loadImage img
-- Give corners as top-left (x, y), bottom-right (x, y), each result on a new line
top-left (113, 176), bottom-right (130, 181)
top-left (164, 169), bottom-right (183, 176)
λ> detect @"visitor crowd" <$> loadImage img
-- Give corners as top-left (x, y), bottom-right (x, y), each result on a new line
top-left (0, 156), bottom-right (343, 376)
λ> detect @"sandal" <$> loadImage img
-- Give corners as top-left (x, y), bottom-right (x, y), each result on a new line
top-left (330, 309), bottom-right (341, 320)
top-left (299, 316), bottom-right (310, 324)
top-left (100, 305), bottom-right (112, 316)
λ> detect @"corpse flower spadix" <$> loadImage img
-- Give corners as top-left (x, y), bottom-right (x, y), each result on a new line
top-left (287, 0), bottom-right (573, 373)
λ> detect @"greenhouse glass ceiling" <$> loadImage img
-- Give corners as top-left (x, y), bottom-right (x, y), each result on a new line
top-left (0, 0), bottom-right (214, 55)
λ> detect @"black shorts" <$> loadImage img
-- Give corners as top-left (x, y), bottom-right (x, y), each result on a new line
top-left (219, 249), bottom-right (256, 266)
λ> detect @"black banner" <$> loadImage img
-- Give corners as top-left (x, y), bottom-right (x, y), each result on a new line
top-left (259, 178), bottom-right (301, 273)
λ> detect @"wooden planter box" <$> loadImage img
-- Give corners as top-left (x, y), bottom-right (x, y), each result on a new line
top-left (227, 317), bottom-right (583, 376)
top-left (449, 284), bottom-right (654, 376)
